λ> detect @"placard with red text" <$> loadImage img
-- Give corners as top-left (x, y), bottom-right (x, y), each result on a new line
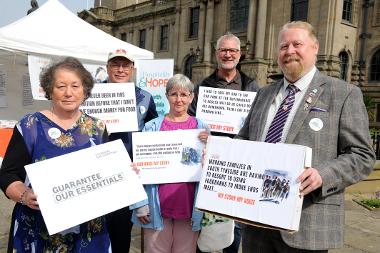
top-left (196, 136), bottom-right (311, 232)
top-left (132, 129), bottom-right (206, 184)
top-left (80, 83), bottom-right (138, 133)
top-left (196, 87), bottom-right (256, 134)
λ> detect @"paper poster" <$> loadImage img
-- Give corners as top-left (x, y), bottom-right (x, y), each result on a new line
top-left (25, 140), bottom-right (147, 235)
top-left (28, 55), bottom-right (107, 100)
top-left (196, 87), bottom-right (256, 134)
top-left (132, 129), bottom-right (206, 184)
top-left (0, 65), bottom-right (8, 108)
top-left (135, 59), bottom-right (174, 116)
top-left (196, 136), bottom-right (311, 231)
top-left (80, 83), bottom-right (138, 133)
top-left (22, 74), bottom-right (33, 106)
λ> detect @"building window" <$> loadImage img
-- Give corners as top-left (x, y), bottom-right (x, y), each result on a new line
top-left (342, 0), bottom-right (353, 23)
top-left (160, 25), bottom-right (169, 51)
top-left (339, 51), bottom-right (349, 81)
top-left (139, 29), bottom-right (146, 49)
top-left (291, 0), bottom-right (308, 21)
top-left (370, 49), bottom-right (380, 81)
top-left (121, 32), bottom-right (126, 42)
top-left (375, 0), bottom-right (380, 25)
top-left (230, 0), bottom-right (249, 33)
top-left (184, 55), bottom-right (196, 79)
top-left (189, 7), bottom-right (200, 38)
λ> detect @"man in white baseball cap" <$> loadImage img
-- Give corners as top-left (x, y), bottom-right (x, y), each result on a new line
top-left (105, 49), bottom-right (158, 253)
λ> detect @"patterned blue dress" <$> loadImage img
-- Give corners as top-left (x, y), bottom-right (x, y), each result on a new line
top-left (10, 112), bottom-right (111, 253)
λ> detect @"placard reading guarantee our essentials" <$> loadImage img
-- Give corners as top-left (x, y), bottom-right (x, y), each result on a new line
top-left (196, 136), bottom-right (311, 232)
top-left (25, 140), bottom-right (147, 235)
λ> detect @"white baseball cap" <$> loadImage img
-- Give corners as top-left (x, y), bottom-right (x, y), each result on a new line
top-left (107, 49), bottom-right (134, 63)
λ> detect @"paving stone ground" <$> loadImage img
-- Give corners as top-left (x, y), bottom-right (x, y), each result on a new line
top-left (1, 193), bottom-right (379, 253)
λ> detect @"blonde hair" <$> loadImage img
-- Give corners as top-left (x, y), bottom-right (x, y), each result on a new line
top-left (279, 21), bottom-right (318, 43)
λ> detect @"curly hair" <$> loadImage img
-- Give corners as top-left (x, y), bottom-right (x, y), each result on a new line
top-left (39, 57), bottom-right (94, 100)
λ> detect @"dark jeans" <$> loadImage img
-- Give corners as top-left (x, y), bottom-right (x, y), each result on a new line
top-left (197, 223), bottom-right (241, 253)
top-left (106, 206), bottom-right (133, 253)
top-left (242, 225), bottom-right (328, 253)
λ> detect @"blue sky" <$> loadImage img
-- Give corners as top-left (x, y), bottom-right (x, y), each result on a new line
top-left (0, 0), bottom-right (94, 27)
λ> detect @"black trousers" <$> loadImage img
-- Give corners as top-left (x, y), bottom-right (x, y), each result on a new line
top-left (242, 225), bottom-right (328, 253)
top-left (106, 206), bottom-right (133, 253)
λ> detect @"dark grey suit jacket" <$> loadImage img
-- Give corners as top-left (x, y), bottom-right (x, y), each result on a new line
top-left (236, 71), bottom-right (375, 250)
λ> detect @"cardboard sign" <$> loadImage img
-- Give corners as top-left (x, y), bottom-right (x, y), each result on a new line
top-left (25, 140), bottom-right (147, 235)
top-left (196, 136), bottom-right (311, 232)
top-left (80, 83), bottom-right (138, 133)
top-left (196, 87), bottom-right (256, 134)
top-left (132, 129), bottom-right (206, 184)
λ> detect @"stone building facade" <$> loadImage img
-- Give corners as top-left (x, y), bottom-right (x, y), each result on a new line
top-left (79, 0), bottom-right (380, 123)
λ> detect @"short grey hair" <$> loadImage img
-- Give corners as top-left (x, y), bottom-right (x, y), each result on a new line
top-left (166, 74), bottom-right (194, 94)
top-left (216, 33), bottom-right (241, 50)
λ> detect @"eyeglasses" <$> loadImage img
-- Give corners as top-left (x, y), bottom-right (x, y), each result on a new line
top-left (167, 92), bottom-right (192, 99)
top-left (217, 48), bottom-right (240, 55)
top-left (109, 63), bottom-right (133, 71)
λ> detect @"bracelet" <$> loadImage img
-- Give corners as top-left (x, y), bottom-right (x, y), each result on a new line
top-left (19, 189), bottom-right (29, 205)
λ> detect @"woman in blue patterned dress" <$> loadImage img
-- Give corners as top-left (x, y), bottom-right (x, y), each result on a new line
top-left (0, 57), bottom-right (111, 253)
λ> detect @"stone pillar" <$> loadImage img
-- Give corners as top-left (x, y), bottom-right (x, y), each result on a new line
top-left (203, 0), bottom-right (215, 63)
top-left (146, 26), bottom-right (154, 51)
top-left (171, 18), bottom-right (178, 69)
top-left (198, 1), bottom-right (207, 62)
top-left (254, 0), bottom-right (267, 59)
top-left (191, 62), bottom-right (215, 84)
top-left (246, 0), bottom-right (257, 59)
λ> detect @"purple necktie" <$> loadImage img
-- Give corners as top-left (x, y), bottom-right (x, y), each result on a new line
top-left (265, 85), bottom-right (299, 143)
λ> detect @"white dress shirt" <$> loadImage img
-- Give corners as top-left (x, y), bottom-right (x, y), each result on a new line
top-left (260, 66), bottom-right (317, 142)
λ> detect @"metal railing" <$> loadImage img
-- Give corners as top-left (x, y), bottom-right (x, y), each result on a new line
top-left (370, 128), bottom-right (380, 159)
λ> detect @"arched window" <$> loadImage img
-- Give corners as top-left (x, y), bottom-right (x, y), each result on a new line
top-left (370, 49), bottom-right (380, 81)
top-left (184, 55), bottom-right (196, 79)
top-left (230, 0), bottom-right (249, 33)
top-left (339, 51), bottom-right (349, 81)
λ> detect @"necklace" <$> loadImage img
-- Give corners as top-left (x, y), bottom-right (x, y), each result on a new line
top-left (50, 107), bottom-right (81, 130)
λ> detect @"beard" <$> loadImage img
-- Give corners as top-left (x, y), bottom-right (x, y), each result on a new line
top-left (216, 58), bottom-right (239, 70)
top-left (281, 56), bottom-right (304, 82)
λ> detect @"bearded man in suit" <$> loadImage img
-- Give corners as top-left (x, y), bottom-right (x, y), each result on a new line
top-left (237, 21), bottom-right (375, 252)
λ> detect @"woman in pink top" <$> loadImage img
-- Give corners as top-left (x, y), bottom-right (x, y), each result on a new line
top-left (130, 74), bottom-right (209, 253)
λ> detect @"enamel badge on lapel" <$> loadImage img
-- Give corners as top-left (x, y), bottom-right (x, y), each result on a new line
top-left (304, 88), bottom-right (318, 111)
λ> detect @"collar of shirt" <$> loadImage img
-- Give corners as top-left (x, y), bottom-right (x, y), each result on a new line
top-left (282, 66), bottom-right (317, 94)
top-left (260, 66), bottom-right (317, 142)
top-left (216, 70), bottom-right (241, 86)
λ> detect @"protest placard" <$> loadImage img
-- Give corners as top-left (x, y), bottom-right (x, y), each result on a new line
top-left (80, 83), bottom-right (138, 133)
top-left (135, 59), bottom-right (174, 116)
top-left (28, 55), bottom-right (107, 100)
top-left (196, 136), bottom-right (311, 232)
top-left (132, 129), bottom-right (206, 184)
top-left (25, 140), bottom-right (147, 235)
top-left (195, 87), bottom-right (256, 134)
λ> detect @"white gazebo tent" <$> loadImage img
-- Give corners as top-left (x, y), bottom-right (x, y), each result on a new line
top-left (0, 0), bottom-right (153, 120)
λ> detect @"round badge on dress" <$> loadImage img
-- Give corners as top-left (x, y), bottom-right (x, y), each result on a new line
top-left (140, 105), bottom-right (146, 114)
top-left (309, 118), bottom-right (323, 131)
top-left (48, 127), bottom-right (61, 139)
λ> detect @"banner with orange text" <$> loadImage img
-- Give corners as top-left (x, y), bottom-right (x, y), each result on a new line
top-left (135, 59), bottom-right (174, 116)
top-left (196, 87), bottom-right (256, 134)
top-left (132, 129), bottom-right (206, 184)
top-left (196, 136), bottom-right (311, 232)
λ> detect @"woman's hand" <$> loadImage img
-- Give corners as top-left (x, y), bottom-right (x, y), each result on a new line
top-left (136, 205), bottom-right (150, 224)
top-left (198, 130), bottom-right (209, 144)
top-left (138, 215), bottom-right (151, 225)
top-left (22, 188), bottom-right (39, 210)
